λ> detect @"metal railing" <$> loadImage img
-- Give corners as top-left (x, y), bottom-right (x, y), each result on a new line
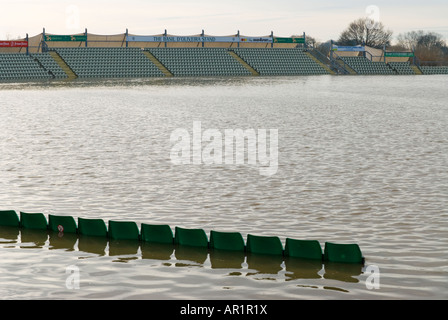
top-left (310, 49), bottom-right (349, 75)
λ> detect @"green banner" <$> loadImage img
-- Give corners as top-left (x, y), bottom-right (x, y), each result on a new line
top-left (385, 52), bottom-right (414, 57)
top-left (44, 35), bottom-right (87, 42)
top-left (273, 37), bottom-right (305, 44)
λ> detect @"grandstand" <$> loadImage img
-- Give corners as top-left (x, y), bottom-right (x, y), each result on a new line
top-left (1, 31), bottom-right (447, 81)
top-left (420, 66), bottom-right (448, 75)
top-left (338, 56), bottom-right (396, 75)
top-left (146, 48), bottom-right (252, 77)
top-left (0, 53), bottom-right (52, 81)
top-left (231, 48), bottom-right (329, 75)
top-left (32, 52), bottom-right (68, 79)
top-left (387, 62), bottom-right (417, 75)
top-left (51, 47), bottom-right (165, 78)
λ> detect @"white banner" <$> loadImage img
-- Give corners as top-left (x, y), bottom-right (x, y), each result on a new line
top-left (127, 35), bottom-right (239, 42)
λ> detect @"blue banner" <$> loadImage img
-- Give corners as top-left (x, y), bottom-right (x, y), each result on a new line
top-left (332, 45), bottom-right (365, 52)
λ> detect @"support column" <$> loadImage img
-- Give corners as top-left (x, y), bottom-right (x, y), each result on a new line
top-left (237, 30), bottom-right (240, 48)
top-left (125, 29), bottom-right (129, 48)
top-left (201, 29), bottom-right (204, 48)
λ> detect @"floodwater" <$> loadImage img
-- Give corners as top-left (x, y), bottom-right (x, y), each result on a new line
top-left (0, 75), bottom-right (447, 300)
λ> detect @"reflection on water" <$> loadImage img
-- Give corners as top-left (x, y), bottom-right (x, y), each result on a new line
top-left (284, 257), bottom-right (323, 280)
top-left (48, 231), bottom-right (77, 252)
top-left (0, 226), bottom-right (364, 286)
top-left (210, 250), bottom-right (245, 269)
top-left (141, 242), bottom-right (173, 261)
top-left (246, 253), bottom-right (284, 279)
top-left (78, 235), bottom-right (107, 256)
top-left (323, 262), bottom-right (362, 283)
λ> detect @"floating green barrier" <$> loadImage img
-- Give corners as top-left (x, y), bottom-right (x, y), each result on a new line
top-left (19, 212), bottom-right (47, 230)
top-left (48, 214), bottom-right (77, 233)
top-left (0, 210), bottom-right (20, 227)
top-left (174, 226), bottom-right (208, 248)
top-left (210, 230), bottom-right (245, 252)
top-left (78, 217), bottom-right (108, 237)
top-left (246, 234), bottom-right (283, 256)
top-left (108, 220), bottom-right (140, 241)
top-left (0, 210), bottom-right (365, 264)
top-left (324, 242), bottom-right (364, 264)
top-left (285, 238), bottom-right (323, 260)
top-left (141, 224), bottom-right (174, 244)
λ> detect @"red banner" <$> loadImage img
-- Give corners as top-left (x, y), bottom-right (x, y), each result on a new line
top-left (0, 41), bottom-right (28, 47)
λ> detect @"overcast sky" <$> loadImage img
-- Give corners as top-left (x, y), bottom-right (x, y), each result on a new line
top-left (1, 0), bottom-right (447, 43)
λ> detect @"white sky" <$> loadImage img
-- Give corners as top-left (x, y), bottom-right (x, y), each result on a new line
top-left (1, 0), bottom-right (447, 43)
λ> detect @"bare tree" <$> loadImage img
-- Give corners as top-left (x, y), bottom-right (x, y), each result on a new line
top-left (337, 17), bottom-right (393, 48)
top-left (396, 30), bottom-right (425, 50)
top-left (397, 30), bottom-right (447, 61)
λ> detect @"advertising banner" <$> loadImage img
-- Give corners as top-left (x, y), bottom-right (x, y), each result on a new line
top-left (273, 37), bottom-right (305, 44)
top-left (384, 52), bottom-right (414, 57)
top-left (127, 35), bottom-right (272, 43)
top-left (0, 41), bottom-right (28, 47)
top-left (127, 35), bottom-right (239, 42)
top-left (44, 35), bottom-right (87, 41)
top-left (239, 37), bottom-right (272, 43)
top-left (332, 45), bottom-right (365, 52)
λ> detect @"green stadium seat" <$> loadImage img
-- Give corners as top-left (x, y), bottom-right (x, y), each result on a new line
top-left (108, 220), bottom-right (140, 241)
top-left (324, 242), bottom-right (364, 264)
top-left (209, 230), bottom-right (245, 252)
top-left (20, 212), bottom-right (48, 230)
top-left (174, 226), bottom-right (208, 248)
top-left (246, 234), bottom-right (283, 256)
top-left (284, 238), bottom-right (323, 260)
top-left (140, 223), bottom-right (174, 244)
top-left (0, 53), bottom-right (52, 81)
top-left (48, 214), bottom-right (77, 233)
top-left (339, 56), bottom-right (395, 75)
top-left (78, 217), bottom-right (108, 237)
top-left (0, 210), bottom-right (20, 227)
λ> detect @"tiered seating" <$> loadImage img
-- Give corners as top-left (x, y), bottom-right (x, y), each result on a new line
top-left (0, 53), bottom-right (52, 81)
top-left (53, 47), bottom-right (165, 78)
top-left (387, 62), bottom-right (416, 75)
top-left (340, 56), bottom-right (395, 75)
top-left (420, 66), bottom-right (448, 75)
top-left (231, 48), bottom-right (329, 75)
top-left (146, 48), bottom-right (252, 77)
top-left (32, 53), bottom-right (68, 79)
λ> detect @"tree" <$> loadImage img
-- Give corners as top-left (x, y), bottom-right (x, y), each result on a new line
top-left (397, 30), bottom-right (447, 61)
top-left (397, 30), bottom-right (446, 50)
top-left (416, 32), bottom-right (445, 50)
top-left (337, 17), bottom-right (393, 48)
